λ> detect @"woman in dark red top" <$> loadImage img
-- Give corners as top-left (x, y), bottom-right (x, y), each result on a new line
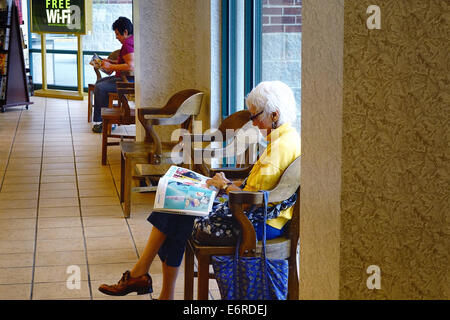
top-left (92, 17), bottom-right (135, 133)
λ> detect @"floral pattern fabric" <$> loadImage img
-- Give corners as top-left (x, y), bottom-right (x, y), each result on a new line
top-left (193, 192), bottom-right (297, 241)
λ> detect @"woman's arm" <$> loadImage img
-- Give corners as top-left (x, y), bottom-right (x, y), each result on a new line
top-left (101, 53), bottom-right (134, 72)
top-left (103, 58), bottom-right (118, 64)
top-left (207, 173), bottom-right (242, 195)
top-left (207, 173), bottom-right (252, 211)
top-left (232, 180), bottom-right (244, 187)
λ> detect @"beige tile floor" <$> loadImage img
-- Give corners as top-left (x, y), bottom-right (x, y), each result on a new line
top-left (0, 96), bottom-right (219, 300)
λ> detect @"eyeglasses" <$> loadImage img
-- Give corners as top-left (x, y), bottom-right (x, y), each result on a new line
top-left (249, 110), bottom-right (264, 121)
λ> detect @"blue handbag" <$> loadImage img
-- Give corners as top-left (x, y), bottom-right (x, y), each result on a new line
top-left (211, 191), bottom-right (289, 300)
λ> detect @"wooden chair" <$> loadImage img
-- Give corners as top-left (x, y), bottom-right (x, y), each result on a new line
top-left (87, 50), bottom-right (134, 122)
top-left (191, 110), bottom-right (257, 178)
top-left (121, 109), bottom-right (255, 219)
top-left (101, 82), bottom-right (136, 165)
top-left (126, 109), bottom-right (255, 218)
top-left (119, 89), bottom-right (204, 218)
top-left (184, 156), bottom-right (301, 300)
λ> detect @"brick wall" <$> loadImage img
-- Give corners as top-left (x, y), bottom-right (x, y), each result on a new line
top-left (262, 0), bottom-right (302, 131)
top-left (263, 0), bottom-right (302, 33)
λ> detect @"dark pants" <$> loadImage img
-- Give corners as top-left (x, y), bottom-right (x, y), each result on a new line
top-left (147, 212), bottom-right (196, 267)
top-left (93, 76), bottom-right (134, 122)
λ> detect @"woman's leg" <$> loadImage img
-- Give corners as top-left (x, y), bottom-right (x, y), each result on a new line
top-left (93, 76), bottom-right (117, 122)
top-left (130, 226), bottom-right (167, 278)
top-left (98, 212), bottom-right (195, 297)
top-left (148, 213), bottom-right (196, 300)
top-left (158, 261), bottom-right (180, 300)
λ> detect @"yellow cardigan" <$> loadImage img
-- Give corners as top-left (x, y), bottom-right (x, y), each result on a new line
top-left (243, 123), bottom-right (301, 229)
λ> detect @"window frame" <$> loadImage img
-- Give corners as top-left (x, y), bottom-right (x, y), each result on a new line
top-left (222, 0), bottom-right (262, 118)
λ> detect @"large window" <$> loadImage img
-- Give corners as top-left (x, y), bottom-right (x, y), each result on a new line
top-left (29, 0), bottom-right (133, 91)
top-left (223, 0), bottom-right (302, 131)
top-left (82, 1), bottom-right (132, 86)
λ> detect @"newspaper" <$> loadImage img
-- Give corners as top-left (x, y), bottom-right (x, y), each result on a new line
top-left (89, 53), bottom-right (113, 76)
top-left (153, 166), bottom-right (217, 217)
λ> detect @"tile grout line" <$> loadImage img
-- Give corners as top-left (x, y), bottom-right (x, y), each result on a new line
top-left (104, 147), bottom-right (212, 300)
top-left (30, 100), bottom-right (46, 300)
top-left (103, 138), bottom-right (151, 300)
top-left (66, 99), bottom-right (94, 300)
top-left (104, 156), bottom-right (142, 261)
top-left (101, 133), bottom-right (151, 300)
top-left (0, 107), bottom-right (31, 294)
top-left (0, 108), bottom-right (25, 192)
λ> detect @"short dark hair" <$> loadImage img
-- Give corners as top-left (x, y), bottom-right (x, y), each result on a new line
top-left (112, 17), bottom-right (133, 35)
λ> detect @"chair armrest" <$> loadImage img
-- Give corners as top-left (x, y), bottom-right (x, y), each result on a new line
top-left (139, 98), bottom-right (180, 116)
top-left (138, 107), bottom-right (190, 125)
top-left (145, 114), bottom-right (191, 126)
top-left (93, 67), bottom-right (101, 81)
top-left (143, 114), bottom-right (174, 119)
top-left (228, 190), bottom-right (265, 257)
top-left (229, 190), bottom-right (264, 206)
top-left (138, 107), bottom-right (170, 116)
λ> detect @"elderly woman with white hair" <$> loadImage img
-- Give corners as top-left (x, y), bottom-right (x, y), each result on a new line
top-left (98, 81), bottom-right (301, 300)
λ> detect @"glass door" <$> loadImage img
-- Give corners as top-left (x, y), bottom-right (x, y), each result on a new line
top-left (29, 0), bottom-right (133, 91)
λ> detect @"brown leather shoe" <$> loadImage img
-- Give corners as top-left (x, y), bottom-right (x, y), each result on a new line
top-left (98, 270), bottom-right (153, 296)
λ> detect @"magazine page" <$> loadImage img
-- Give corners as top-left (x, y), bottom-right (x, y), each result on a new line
top-left (154, 177), bottom-right (216, 217)
top-left (163, 166), bottom-right (210, 187)
top-left (89, 53), bottom-right (113, 76)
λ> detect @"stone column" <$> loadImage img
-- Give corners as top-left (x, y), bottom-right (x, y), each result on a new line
top-left (300, 0), bottom-right (449, 299)
top-left (133, 0), bottom-right (221, 140)
top-left (299, 0), bottom-right (344, 300)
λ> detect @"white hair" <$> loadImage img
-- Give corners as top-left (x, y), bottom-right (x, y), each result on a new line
top-left (245, 81), bottom-right (297, 126)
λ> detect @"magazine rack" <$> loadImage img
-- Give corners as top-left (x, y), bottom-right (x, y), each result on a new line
top-left (0, 1), bottom-right (32, 112)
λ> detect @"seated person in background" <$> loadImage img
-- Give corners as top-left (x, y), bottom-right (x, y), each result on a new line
top-left (98, 81), bottom-right (301, 300)
top-left (92, 16), bottom-right (135, 133)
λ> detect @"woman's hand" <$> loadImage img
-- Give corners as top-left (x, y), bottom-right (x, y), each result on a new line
top-left (206, 172), bottom-right (231, 190)
top-left (101, 60), bottom-right (113, 72)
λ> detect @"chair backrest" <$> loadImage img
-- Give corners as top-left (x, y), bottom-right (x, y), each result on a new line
top-left (267, 156), bottom-right (301, 203)
top-left (228, 156), bottom-right (300, 205)
top-left (197, 110), bottom-right (260, 173)
top-left (161, 89), bottom-right (203, 115)
top-left (218, 110), bottom-right (251, 135)
top-left (228, 156), bottom-right (301, 257)
top-left (108, 50), bottom-right (120, 61)
top-left (141, 90), bottom-right (204, 127)
top-left (137, 89), bottom-right (204, 159)
top-left (175, 91), bottom-right (204, 117)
